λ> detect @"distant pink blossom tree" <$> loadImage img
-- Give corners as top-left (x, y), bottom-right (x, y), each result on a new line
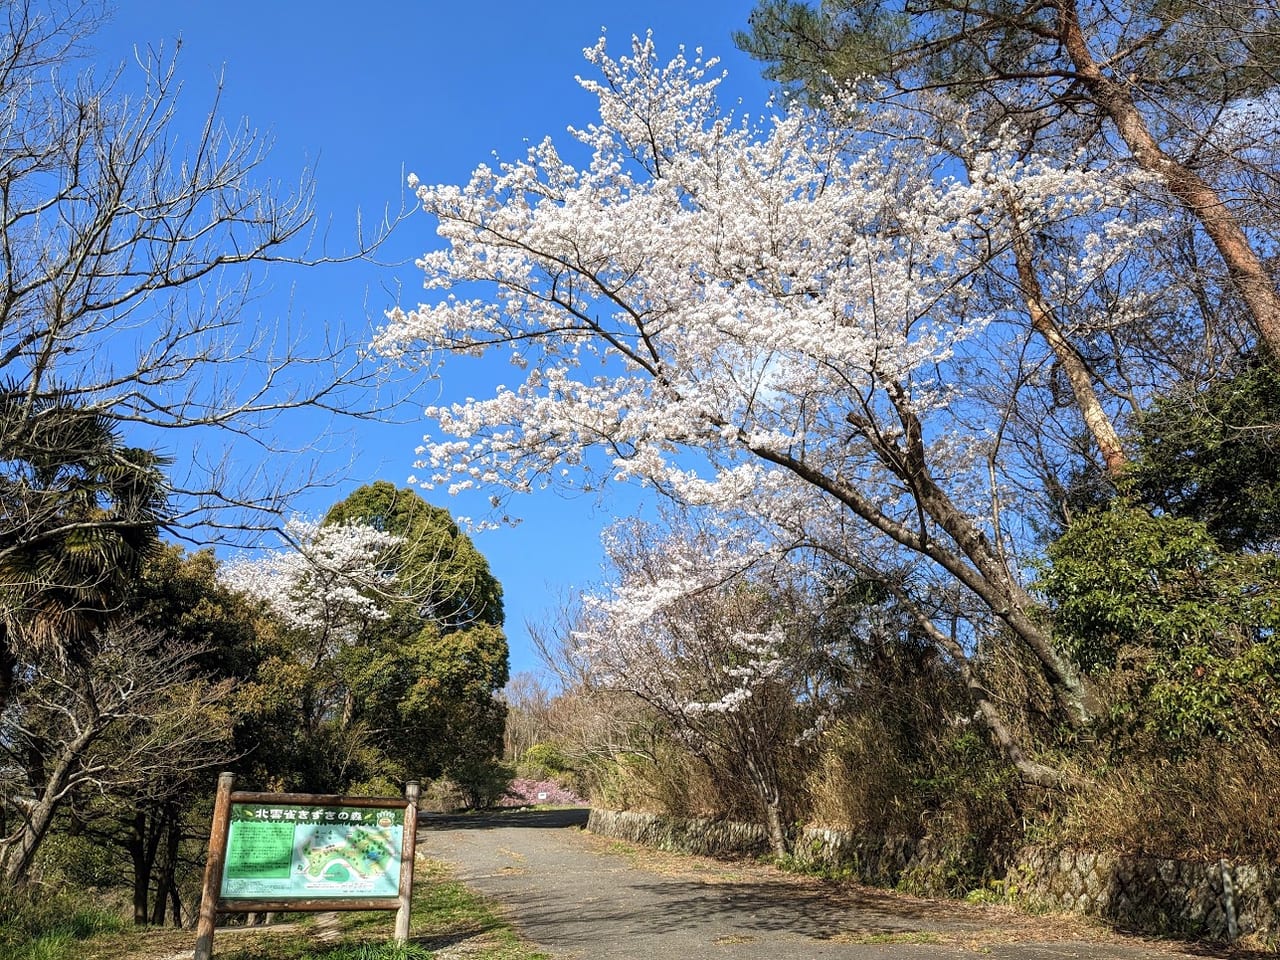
top-left (499, 778), bottom-right (584, 808)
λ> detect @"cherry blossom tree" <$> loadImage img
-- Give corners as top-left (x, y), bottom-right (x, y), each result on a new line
top-left (219, 517), bottom-right (404, 747)
top-left (221, 518), bottom-right (403, 651)
top-left (377, 35), bottom-right (1166, 785)
top-left (577, 517), bottom-right (845, 854)
top-left (220, 489), bottom-right (509, 796)
top-left (737, 0), bottom-right (1280, 356)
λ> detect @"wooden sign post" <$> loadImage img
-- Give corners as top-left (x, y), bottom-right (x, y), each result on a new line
top-left (193, 774), bottom-right (420, 960)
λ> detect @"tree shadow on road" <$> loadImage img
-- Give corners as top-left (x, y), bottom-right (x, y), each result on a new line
top-left (486, 875), bottom-right (989, 945)
top-left (490, 877), bottom-right (1206, 958)
top-left (422, 814), bottom-right (1215, 959)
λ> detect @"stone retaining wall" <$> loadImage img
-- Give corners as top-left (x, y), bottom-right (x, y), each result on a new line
top-left (1012, 846), bottom-right (1278, 944)
top-left (586, 809), bottom-right (1278, 945)
top-left (586, 809), bottom-right (772, 859)
top-left (790, 825), bottom-right (921, 889)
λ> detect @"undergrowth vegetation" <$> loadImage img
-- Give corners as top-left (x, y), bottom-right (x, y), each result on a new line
top-left (0, 860), bottom-right (545, 960)
top-left (0, 887), bottom-right (127, 960)
top-left (1060, 738), bottom-right (1280, 862)
top-left (525, 531), bottom-right (1280, 898)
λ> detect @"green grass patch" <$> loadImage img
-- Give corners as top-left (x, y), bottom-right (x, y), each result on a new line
top-left (0, 887), bottom-right (129, 960)
top-left (214, 939), bottom-right (435, 960)
top-left (4, 858), bottom-right (547, 960)
top-left (830, 930), bottom-right (946, 945)
top-left (206, 860), bottom-right (548, 960)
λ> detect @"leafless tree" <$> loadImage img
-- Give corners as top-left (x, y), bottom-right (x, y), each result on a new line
top-left (501, 671), bottom-right (553, 761)
top-left (0, 0), bottom-right (409, 543)
top-left (0, 623), bottom-right (235, 884)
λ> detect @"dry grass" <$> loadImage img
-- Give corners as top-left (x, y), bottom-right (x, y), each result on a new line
top-left (1060, 736), bottom-right (1280, 861)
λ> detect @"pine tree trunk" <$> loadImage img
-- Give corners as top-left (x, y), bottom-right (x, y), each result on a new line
top-left (1004, 190), bottom-right (1126, 475)
top-left (1057, 0), bottom-right (1280, 355)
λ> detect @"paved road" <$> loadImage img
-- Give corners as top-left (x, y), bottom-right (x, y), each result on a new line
top-left (420, 809), bottom-right (1209, 960)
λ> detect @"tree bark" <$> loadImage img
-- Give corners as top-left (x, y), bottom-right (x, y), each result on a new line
top-left (0, 644), bottom-right (15, 718)
top-left (763, 799), bottom-right (789, 859)
top-left (151, 803), bottom-right (183, 926)
top-left (1, 720), bottom-right (100, 884)
top-left (749, 431), bottom-right (1099, 727)
top-left (129, 810), bottom-right (157, 925)
top-left (1004, 191), bottom-right (1127, 475)
top-left (743, 755), bottom-right (790, 858)
top-left (1056, 0), bottom-right (1280, 356)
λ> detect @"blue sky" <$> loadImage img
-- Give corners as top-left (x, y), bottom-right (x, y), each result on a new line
top-left (93, 2), bottom-right (773, 677)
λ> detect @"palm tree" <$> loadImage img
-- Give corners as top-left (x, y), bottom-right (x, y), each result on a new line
top-left (0, 386), bottom-right (170, 711)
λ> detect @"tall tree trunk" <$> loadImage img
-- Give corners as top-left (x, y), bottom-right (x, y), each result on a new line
top-left (151, 803), bottom-right (183, 926)
top-left (762, 799), bottom-right (788, 859)
top-left (0, 643), bottom-right (15, 718)
top-left (1, 721), bottom-right (99, 884)
top-left (740, 754), bottom-right (789, 858)
top-left (1057, 0), bottom-right (1280, 355)
top-left (882, 391), bottom-right (1101, 726)
top-left (1004, 191), bottom-right (1127, 476)
top-left (128, 811), bottom-right (155, 925)
top-left (169, 884), bottom-right (184, 929)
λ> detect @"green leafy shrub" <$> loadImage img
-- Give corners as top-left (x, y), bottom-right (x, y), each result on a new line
top-left (517, 742), bottom-right (573, 781)
top-left (450, 757), bottom-right (514, 809)
top-left (1129, 357), bottom-right (1280, 551)
top-left (1039, 502), bottom-right (1280, 743)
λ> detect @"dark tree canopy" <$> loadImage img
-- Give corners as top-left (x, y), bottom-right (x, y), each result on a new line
top-left (324, 480), bottom-right (503, 629)
top-left (0, 390), bottom-right (168, 711)
top-left (1128, 358), bottom-right (1280, 551)
top-left (737, 0), bottom-right (1280, 117)
top-left (323, 483), bottom-right (509, 793)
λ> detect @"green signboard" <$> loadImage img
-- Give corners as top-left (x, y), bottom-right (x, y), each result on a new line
top-left (219, 803), bottom-right (404, 900)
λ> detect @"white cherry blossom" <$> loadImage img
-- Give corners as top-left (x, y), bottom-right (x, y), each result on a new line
top-left (377, 34), bottom-right (1164, 754)
top-left (220, 518), bottom-right (404, 647)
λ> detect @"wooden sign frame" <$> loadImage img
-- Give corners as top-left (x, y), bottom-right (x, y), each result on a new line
top-left (193, 773), bottom-right (420, 960)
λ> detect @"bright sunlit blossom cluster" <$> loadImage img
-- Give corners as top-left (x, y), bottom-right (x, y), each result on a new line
top-left (378, 35), bottom-right (1152, 533)
top-left (220, 518), bottom-right (404, 646)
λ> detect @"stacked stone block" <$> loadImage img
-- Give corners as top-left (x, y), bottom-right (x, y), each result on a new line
top-left (792, 826), bottom-right (920, 888)
top-left (586, 809), bottom-right (1279, 944)
top-left (586, 809), bottom-right (771, 859)
top-left (1014, 847), bottom-right (1279, 943)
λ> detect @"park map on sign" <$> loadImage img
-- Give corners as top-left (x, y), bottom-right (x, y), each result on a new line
top-left (220, 804), bottom-right (403, 900)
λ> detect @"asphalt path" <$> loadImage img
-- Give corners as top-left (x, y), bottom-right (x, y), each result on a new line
top-left (420, 809), bottom-right (1212, 960)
